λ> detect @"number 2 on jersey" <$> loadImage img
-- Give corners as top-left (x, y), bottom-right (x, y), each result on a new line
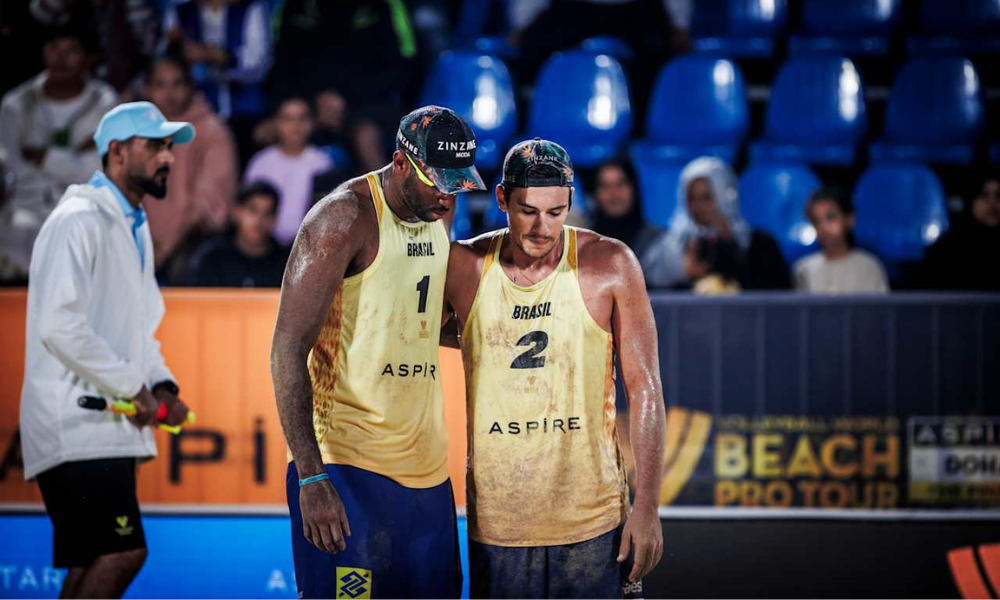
top-left (511, 331), bottom-right (548, 369)
top-left (416, 275), bottom-right (429, 313)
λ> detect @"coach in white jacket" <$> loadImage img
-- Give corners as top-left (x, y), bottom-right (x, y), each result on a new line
top-left (20, 101), bottom-right (194, 599)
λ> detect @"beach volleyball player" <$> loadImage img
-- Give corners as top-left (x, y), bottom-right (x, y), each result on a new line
top-left (270, 106), bottom-right (485, 599)
top-left (444, 139), bottom-right (666, 598)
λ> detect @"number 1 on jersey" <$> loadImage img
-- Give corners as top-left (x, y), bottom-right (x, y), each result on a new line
top-left (416, 275), bottom-right (430, 313)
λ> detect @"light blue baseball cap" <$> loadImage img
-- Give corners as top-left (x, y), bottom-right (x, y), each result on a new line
top-left (94, 101), bottom-right (196, 157)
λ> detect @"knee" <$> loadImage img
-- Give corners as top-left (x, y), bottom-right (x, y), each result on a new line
top-left (122, 548), bottom-right (148, 574)
top-left (100, 547), bottom-right (147, 577)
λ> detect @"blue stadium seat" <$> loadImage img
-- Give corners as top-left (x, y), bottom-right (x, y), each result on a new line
top-left (869, 58), bottom-right (984, 165)
top-left (528, 51), bottom-right (633, 168)
top-left (749, 57), bottom-right (867, 166)
top-left (420, 52), bottom-right (518, 171)
top-left (740, 161), bottom-right (822, 263)
top-left (788, 0), bottom-right (901, 57)
top-left (580, 36), bottom-right (634, 60)
top-left (691, 0), bottom-right (788, 58)
top-left (908, 0), bottom-right (1000, 56)
top-left (853, 163), bottom-right (949, 272)
top-left (629, 156), bottom-right (685, 229)
top-left (631, 56), bottom-right (748, 165)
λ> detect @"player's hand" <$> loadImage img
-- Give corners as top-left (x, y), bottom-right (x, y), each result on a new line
top-left (300, 480), bottom-right (352, 554)
top-left (127, 386), bottom-right (158, 428)
top-left (152, 387), bottom-right (190, 427)
top-left (617, 505), bottom-right (663, 582)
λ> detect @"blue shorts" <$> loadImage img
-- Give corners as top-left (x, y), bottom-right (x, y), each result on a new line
top-left (287, 463), bottom-right (460, 599)
top-left (469, 526), bottom-right (643, 599)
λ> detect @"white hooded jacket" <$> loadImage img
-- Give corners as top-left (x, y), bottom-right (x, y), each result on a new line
top-left (19, 175), bottom-right (173, 480)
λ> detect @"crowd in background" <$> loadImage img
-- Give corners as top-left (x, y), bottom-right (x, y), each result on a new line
top-left (0, 0), bottom-right (997, 293)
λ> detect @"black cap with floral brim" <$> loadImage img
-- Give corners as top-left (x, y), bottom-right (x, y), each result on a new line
top-left (396, 105), bottom-right (486, 194)
top-left (501, 138), bottom-right (574, 188)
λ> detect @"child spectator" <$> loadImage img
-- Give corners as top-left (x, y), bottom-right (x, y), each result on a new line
top-left (187, 181), bottom-right (289, 287)
top-left (793, 187), bottom-right (889, 294)
top-left (243, 98), bottom-right (332, 245)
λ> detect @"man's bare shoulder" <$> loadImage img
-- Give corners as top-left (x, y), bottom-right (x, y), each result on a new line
top-left (299, 176), bottom-right (375, 245)
top-left (451, 229), bottom-right (501, 261)
top-left (574, 227), bottom-right (641, 278)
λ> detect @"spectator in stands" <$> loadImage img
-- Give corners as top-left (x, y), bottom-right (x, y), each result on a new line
top-left (143, 53), bottom-right (238, 285)
top-left (920, 171), bottom-right (1000, 291)
top-left (0, 23), bottom-right (118, 274)
top-left (269, 0), bottom-right (416, 173)
top-left (0, 147), bottom-right (29, 285)
top-left (590, 159), bottom-right (663, 262)
top-left (162, 0), bottom-right (272, 165)
top-left (793, 188), bottom-right (889, 294)
top-left (186, 181), bottom-right (289, 287)
top-left (644, 156), bottom-right (791, 290)
top-left (29, 0), bottom-right (160, 94)
top-left (243, 97), bottom-right (332, 245)
top-left (684, 233), bottom-right (741, 295)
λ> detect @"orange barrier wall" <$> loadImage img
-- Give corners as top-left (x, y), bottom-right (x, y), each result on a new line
top-left (0, 290), bottom-right (468, 507)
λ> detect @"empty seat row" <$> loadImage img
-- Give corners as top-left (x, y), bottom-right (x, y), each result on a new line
top-left (421, 50), bottom-right (992, 175)
top-left (691, 0), bottom-right (1000, 59)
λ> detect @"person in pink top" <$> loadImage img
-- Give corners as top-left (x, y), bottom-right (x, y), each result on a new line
top-left (143, 54), bottom-right (238, 283)
top-left (243, 97), bottom-right (333, 245)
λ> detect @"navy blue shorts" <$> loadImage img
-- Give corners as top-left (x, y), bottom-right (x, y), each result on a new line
top-left (469, 526), bottom-right (643, 599)
top-left (287, 463), bottom-right (461, 599)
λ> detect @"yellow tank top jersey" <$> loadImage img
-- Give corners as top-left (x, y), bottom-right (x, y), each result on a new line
top-left (300, 172), bottom-right (451, 488)
top-left (462, 226), bottom-right (628, 546)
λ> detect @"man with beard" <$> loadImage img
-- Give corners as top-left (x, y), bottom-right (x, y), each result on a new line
top-left (271, 105), bottom-right (485, 599)
top-left (19, 101), bottom-right (193, 599)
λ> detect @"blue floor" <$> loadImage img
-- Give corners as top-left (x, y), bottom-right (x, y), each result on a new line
top-left (0, 514), bottom-right (470, 599)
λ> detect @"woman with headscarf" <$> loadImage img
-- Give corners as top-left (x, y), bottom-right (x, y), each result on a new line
top-left (643, 156), bottom-right (791, 290)
top-left (590, 158), bottom-right (664, 260)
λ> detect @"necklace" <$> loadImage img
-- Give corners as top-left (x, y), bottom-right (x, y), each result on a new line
top-left (504, 232), bottom-right (562, 286)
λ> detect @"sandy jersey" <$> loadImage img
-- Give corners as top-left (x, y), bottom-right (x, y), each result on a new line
top-left (300, 172), bottom-right (450, 488)
top-left (461, 226), bottom-right (628, 546)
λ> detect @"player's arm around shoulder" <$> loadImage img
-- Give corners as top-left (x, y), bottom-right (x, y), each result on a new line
top-left (444, 233), bottom-right (495, 337)
top-left (580, 230), bottom-right (666, 582)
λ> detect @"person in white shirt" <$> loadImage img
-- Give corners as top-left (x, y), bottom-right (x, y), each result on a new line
top-left (793, 187), bottom-right (889, 294)
top-left (20, 101), bottom-right (194, 599)
top-left (0, 25), bottom-right (119, 279)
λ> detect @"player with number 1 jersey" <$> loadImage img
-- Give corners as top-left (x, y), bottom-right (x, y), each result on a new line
top-left (271, 106), bottom-right (485, 599)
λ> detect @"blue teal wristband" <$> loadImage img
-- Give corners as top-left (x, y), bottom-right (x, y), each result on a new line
top-left (299, 473), bottom-right (330, 488)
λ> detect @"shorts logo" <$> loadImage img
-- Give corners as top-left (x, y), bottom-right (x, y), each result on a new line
top-left (336, 567), bottom-right (372, 599)
top-left (115, 516), bottom-right (133, 536)
top-left (622, 579), bottom-right (643, 597)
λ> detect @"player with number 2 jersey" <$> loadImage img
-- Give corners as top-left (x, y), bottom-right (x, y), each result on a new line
top-left (445, 139), bottom-right (667, 599)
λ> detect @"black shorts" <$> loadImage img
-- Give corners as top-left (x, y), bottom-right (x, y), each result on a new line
top-left (36, 458), bottom-right (147, 568)
top-left (469, 525), bottom-right (644, 599)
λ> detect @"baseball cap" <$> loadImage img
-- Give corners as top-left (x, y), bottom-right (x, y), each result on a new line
top-left (502, 138), bottom-right (574, 188)
top-left (396, 106), bottom-right (486, 194)
top-left (94, 101), bottom-right (195, 157)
